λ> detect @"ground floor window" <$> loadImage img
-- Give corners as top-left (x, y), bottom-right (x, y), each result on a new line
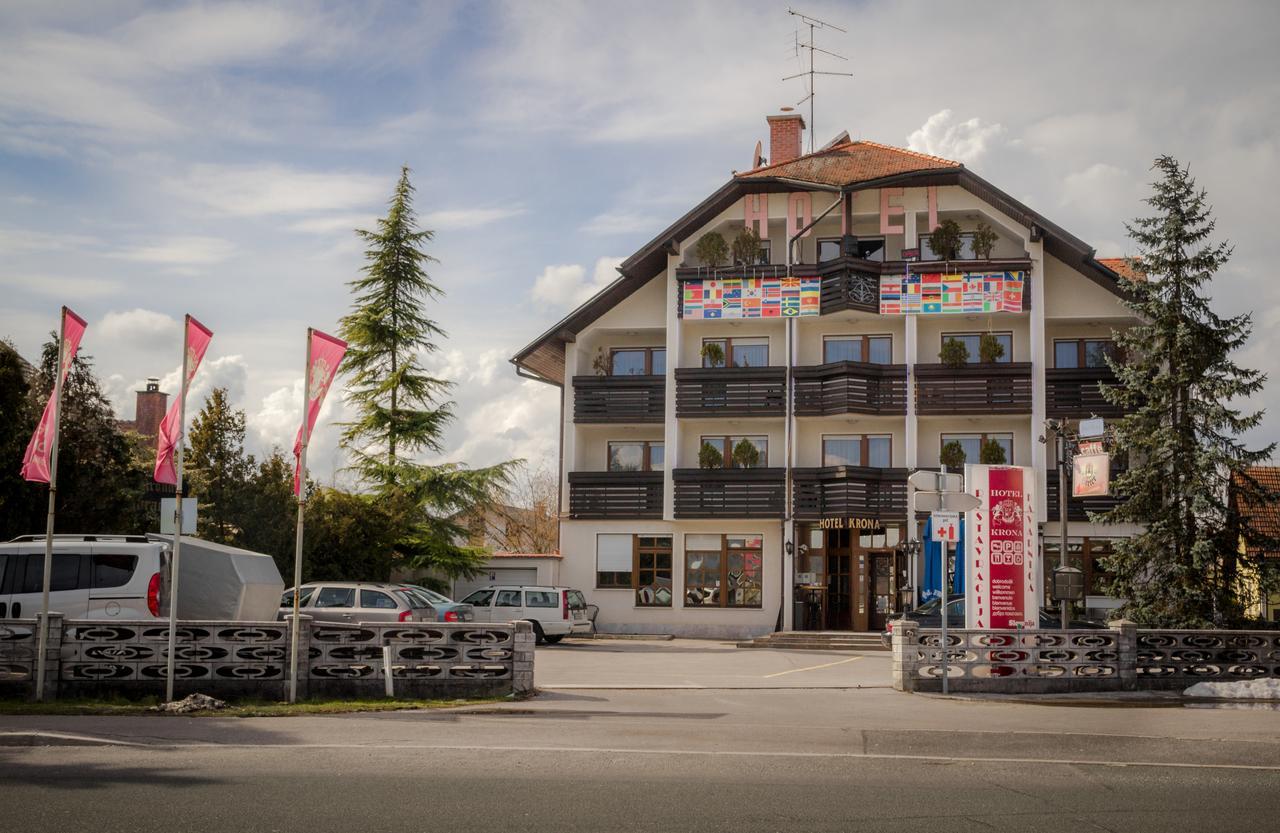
top-left (1042, 538), bottom-right (1118, 603)
top-left (595, 533), bottom-right (673, 607)
top-left (684, 534), bottom-right (763, 608)
top-left (940, 433), bottom-right (1013, 466)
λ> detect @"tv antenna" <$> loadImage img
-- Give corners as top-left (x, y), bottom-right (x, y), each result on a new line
top-left (783, 8), bottom-right (853, 154)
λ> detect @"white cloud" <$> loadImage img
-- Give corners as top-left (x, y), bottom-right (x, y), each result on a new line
top-left (109, 235), bottom-right (236, 267)
top-left (287, 214), bottom-right (381, 235)
top-left (0, 273), bottom-right (122, 299)
top-left (907, 110), bottom-right (1006, 165)
top-left (580, 209), bottom-right (665, 236)
top-left (97, 308), bottom-right (180, 350)
top-left (531, 257), bottom-right (622, 308)
top-left (167, 163), bottom-right (387, 217)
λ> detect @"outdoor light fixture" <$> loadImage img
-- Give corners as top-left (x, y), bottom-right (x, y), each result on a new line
top-left (785, 540), bottom-right (794, 555)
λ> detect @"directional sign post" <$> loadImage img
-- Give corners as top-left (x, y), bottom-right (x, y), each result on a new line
top-left (931, 511), bottom-right (960, 543)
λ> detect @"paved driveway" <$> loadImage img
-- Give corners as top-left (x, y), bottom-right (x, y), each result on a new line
top-left (534, 637), bottom-right (890, 689)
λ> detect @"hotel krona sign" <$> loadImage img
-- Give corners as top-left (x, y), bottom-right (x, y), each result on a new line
top-left (817, 517), bottom-right (885, 532)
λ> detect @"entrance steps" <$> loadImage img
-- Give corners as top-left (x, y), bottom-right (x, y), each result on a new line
top-left (736, 631), bottom-right (889, 652)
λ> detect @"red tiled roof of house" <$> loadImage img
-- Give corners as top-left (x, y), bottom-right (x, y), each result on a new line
top-left (1235, 466), bottom-right (1280, 558)
top-left (736, 139), bottom-right (961, 188)
top-left (1096, 257), bottom-right (1146, 282)
top-left (490, 551), bottom-right (562, 559)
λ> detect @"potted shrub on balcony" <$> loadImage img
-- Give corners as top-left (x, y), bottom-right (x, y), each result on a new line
top-left (591, 347), bottom-right (610, 376)
top-left (979, 332), bottom-right (1005, 364)
top-left (694, 231), bottom-right (729, 274)
top-left (731, 226), bottom-right (764, 269)
top-left (731, 439), bottom-right (761, 469)
top-left (700, 341), bottom-right (726, 368)
top-left (938, 338), bottom-right (970, 369)
top-left (979, 439), bottom-right (1007, 465)
top-left (972, 221), bottom-right (997, 261)
top-left (699, 442), bottom-right (724, 469)
top-left (929, 219), bottom-right (964, 264)
top-left (940, 440), bottom-right (966, 471)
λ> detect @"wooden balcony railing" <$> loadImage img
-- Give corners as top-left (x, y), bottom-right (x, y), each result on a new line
top-left (1045, 367), bottom-right (1124, 419)
top-left (674, 367), bottom-right (787, 418)
top-left (914, 363), bottom-right (1032, 415)
top-left (792, 362), bottom-right (907, 416)
top-left (572, 375), bottom-right (665, 424)
top-left (568, 471), bottom-right (664, 519)
top-left (672, 468), bottom-right (785, 519)
top-left (1045, 468), bottom-right (1125, 523)
top-left (792, 466), bottom-right (909, 520)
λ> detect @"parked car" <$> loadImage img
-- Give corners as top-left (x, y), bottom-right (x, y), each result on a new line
top-left (278, 582), bottom-right (436, 624)
top-left (881, 597), bottom-right (1106, 648)
top-left (459, 585), bottom-right (592, 644)
top-left (1, 533), bottom-right (283, 621)
top-left (396, 584), bottom-right (474, 623)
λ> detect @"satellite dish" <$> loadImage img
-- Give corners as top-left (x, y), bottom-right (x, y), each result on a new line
top-left (752, 140), bottom-right (764, 169)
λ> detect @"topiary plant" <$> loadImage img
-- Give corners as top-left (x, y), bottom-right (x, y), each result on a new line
top-left (978, 332), bottom-right (1005, 364)
top-left (731, 225), bottom-right (763, 266)
top-left (972, 221), bottom-right (997, 260)
top-left (591, 347), bottom-right (610, 376)
top-left (731, 438), bottom-right (761, 469)
top-left (979, 439), bottom-right (1007, 465)
top-left (693, 231), bottom-right (729, 269)
top-left (700, 341), bottom-right (726, 368)
top-left (698, 442), bottom-right (724, 470)
top-left (940, 440), bottom-right (967, 471)
top-left (939, 338), bottom-right (970, 369)
top-left (930, 219), bottom-right (963, 261)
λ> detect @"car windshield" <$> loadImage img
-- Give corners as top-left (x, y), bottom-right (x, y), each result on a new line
top-left (461, 588), bottom-right (495, 606)
top-left (396, 588), bottom-right (435, 609)
top-left (407, 585), bottom-right (452, 605)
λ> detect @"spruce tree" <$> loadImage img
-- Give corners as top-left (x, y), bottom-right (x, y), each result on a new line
top-left (186, 387), bottom-right (249, 544)
top-left (339, 166), bottom-right (515, 578)
top-left (1099, 156), bottom-right (1277, 626)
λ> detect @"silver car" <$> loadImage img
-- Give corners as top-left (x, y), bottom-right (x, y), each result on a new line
top-left (278, 582), bottom-right (436, 624)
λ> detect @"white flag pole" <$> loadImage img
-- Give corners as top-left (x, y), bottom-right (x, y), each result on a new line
top-left (164, 316), bottom-right (193, 703)
top-left (34, 308), bottom-right (69, 702)
top-left (288, 328), bottom-right (314, 704)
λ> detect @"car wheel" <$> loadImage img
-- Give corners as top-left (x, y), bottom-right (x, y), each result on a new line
top-left (543, 634), bottom-right (564, 644)
top-left (531, 621), bottom-right (546, 645)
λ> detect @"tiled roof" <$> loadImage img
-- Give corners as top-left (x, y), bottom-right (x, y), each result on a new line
top-left (1096, 257), bottom-right (1146, 282)
top-left (490, 551), bottom-right (562, 559)
top-left (1235, 466), bottom-right (1280, 558)
top-left (736, 139), bottom-right (961, 187)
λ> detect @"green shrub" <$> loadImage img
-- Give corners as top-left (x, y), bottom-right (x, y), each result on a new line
top-left (731, 439), bottom-right (761, 469)
top-left (930, 219), bottom-right (964, 261)
top-left (979, 439), bottom-right (1007, 465)
top-left (694, 232), bottom-right (729, 268)
top-left (940, 441), bottom-right (967, 471)
top-left (699, 442), bottom-right (724, 469)
top-left (939, 338), bottom-right (970, 368)
top-left (978, 332), bottom-right (1005, 364)
top-left (731, 226), bottom-right (763, 266)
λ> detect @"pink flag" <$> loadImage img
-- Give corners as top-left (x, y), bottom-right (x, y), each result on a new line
top-left (154, 316), bottom-right (214, 485)
top-left (293, 328), bottom-right (347, 496)
top-left (21, 307), bottom-right (88, 483)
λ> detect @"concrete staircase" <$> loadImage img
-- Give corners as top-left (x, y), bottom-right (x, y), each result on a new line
top-left (736, 631), bottom-right (889, 652)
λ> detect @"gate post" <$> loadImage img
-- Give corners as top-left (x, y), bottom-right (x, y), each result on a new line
top-left (892, 619), bottom-right (919, 692)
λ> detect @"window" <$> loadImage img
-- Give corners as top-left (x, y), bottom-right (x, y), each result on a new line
top-left (702, 337), bottom-right (769, 368)
top-left (1054, 339), bottom-right (1115, 369)
top-left (596, 534), bottom-right (633, 587)
top-left (596, 534), bottom-right (673, 607)
top-left (822, 435), bottom-right (892, 468)
top-left (700, 435), bottom-right (768, 468)
top-left (313, 587), bottom-right (355, 608)
top-left (684, 534), bottom-right (763, 608)
top-left (940, 433), bottom-right (1014, 466)
top-left (608, 441), bottom-right (664, 472)
top-left (856, 237), bottom-right (886, 262)
top-left (919, 232), bottom-right (976, 261)
top-left (941, 332), bottom-right (1012, 364)
top-left (817, 237), bottom-right (842, 262)
top-left (461, 588), bottom-right (495, 606)
top-left (823, 335), bottom-right (892, 364)
top-left (281, 587), bottom-right (316, 608)
top-left (360, 589), bottom-right (398, 609)
top-left (610, 347), bottom-right (665, 376)
top-left (20, 553), bottom-right (83, 594)
top-left (525, 590), bottom-right (559, 608)
top-left (91, 554), bottom-right (137, 589)
top-left (495, 590), bottom-right (523, 607)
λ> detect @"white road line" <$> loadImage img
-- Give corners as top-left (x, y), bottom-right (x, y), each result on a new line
top-left (762, 656), bottom-right (863, 678)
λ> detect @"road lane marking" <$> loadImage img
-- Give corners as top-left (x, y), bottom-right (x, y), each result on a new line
top-left (763, 656), bottom-right (863, 678)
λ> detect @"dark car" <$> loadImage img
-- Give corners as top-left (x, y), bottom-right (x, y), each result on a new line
top-left (881, 597), bottom-right (1106, 647)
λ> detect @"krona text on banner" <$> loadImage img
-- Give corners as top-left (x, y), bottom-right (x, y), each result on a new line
top-left (293, 329), bottom-right (347, 496)
top-left (20, 307), bottom-right (88, 483)
top-left (154, 316), bottom-right (214, 485)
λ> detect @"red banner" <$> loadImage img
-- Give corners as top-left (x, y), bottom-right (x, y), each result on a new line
top-left (986, 467), bottom-right (1026, 628)
top-left (966, 464), bottom-right (1038, 629)
top-left (293, 329), bottom-right (347, 496)
top-left (154, 315), bottom-right (214, 485)
top-left (21, 307), bottom-right (88, 483)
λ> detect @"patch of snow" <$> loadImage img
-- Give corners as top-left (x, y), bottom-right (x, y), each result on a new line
top-left (1184, 679), bottom-right (1280, 700)
top-left (152, 693), bottom-right (229, 713)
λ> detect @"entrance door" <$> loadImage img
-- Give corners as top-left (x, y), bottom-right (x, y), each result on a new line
top-left (868, 552), bottom-right (893, 631)
top-left (825, 550), bottom-right (852, 630)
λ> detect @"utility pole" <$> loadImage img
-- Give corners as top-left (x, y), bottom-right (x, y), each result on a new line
top-left (784, 8), bottom-right (853, 153)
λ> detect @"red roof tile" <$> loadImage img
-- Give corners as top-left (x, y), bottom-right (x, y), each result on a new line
top-left (1096, 257), bottom-right (1146, 282)
top-left (1235, 466), bottom-right (1280, 558)
top-left (736, 139), bottom-right (960, 188)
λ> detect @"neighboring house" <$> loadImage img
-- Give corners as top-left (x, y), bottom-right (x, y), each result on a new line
top-left (1233, 466), bottom-right (1280, 623)
top-left (450, 552), bottom-right (563, 602)
top-left (512, 111), bottom-right (1143, 639)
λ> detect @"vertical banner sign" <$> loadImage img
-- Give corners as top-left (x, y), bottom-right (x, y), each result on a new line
top-left (154, 316), bottom-right (214, 485)
top-left (292, 330), bottom-right (348, 495)
top-left (20, 308), bottom-right (88, 482)
top-left (965, 465), bottom-right (1039, 629)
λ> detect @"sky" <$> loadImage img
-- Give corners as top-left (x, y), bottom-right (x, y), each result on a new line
top-left (2, 0), bottom-right (1278, 486)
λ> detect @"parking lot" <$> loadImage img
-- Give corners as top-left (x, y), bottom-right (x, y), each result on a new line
top-left (534, 637), bottom-right (890, 689)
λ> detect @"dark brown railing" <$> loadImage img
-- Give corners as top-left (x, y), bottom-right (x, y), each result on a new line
top-left (792, 362), bottom-right (907, 416)
top-left (914, 363), bottom-right (1032, 415)
top-left (674, 367), bottom-right (787, 418)
top-left (572, 375), bottom-right (665, 424)
top-left (1045, 468), bottom-right (1125, 523)
top-left (672, 468), bottom-right (785, 518)
top-left (1045, 367), bottom-right (1124, 419)
top-left (792, 466), bottom-right (909, 520)
top-left (568, 471), bottom-right (663, 519)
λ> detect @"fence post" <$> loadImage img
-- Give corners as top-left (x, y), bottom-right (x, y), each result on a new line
top-left (892, 620), bottom-right (919, 692)
top-left (1111, 618), bottom-right (1137, 692)
top-left (30, 612), bottom-right (64, 702)
top-left (512, 621), bottom-right (535, 696)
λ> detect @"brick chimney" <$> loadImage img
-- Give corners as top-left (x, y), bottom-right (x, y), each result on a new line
top-left (766, 112), bottom-right (806, 165)
top-left (133, 378), bottom-right (168, 441)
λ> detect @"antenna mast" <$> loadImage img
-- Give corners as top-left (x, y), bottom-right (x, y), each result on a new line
top-left (784, 7), bottom-right (853, 154)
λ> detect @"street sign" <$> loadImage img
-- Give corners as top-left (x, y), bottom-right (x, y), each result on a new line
top-left (159, 497), bottom-right (197, 534)
top-left (931, 511), bottom-right (960, 543)
top-left (1078, 440), bottom-right (1104, 456)
top-left (912, 490), bottom-right (982, 513)
top-left (901, 247), bottom-right (920, 260)
top-left (908, 470), bottom-right (963, 492)
top-left (1079, 417), bottom-right (1105, 439)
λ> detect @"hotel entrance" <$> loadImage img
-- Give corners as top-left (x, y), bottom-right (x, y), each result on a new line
top-left (794, 522), bottom-right (905, 632)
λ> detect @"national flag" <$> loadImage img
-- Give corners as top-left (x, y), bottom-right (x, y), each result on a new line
top-left (293, 329), bottom-right (348, 496)
top-left (21, 307), bottom-right (87, 483)
top-left (154, 316), bottom-right (214, 485)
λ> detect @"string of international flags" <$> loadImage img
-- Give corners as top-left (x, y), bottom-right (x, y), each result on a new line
top-left (19, 306), bottom-right (347, 702)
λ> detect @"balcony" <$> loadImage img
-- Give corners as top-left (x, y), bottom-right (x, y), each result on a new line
top-left (1045, 367), bottom-right (1124, 419)
top-left (567, 471), bottom-right (663, 519)
top-left (674, 367), bottom-right (787, 418)
top-left (792, 466), bottom-right (909, 520)
top-left (914, 363), bottom-right (1032, 415)
top-left (1045, 468), bottom-right (1125, 523)
top-left (572, 375), bottom-right (665, 424)
top-left (792, 362), bottom-right (907, 416)
top-left (672, 468), bottom-right (785, 519)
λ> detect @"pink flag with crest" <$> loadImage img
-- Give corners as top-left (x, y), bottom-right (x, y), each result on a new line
top-left (153, 315), bottom-right (214, 485)
top-left (21, 307), bottom-right (88, 483)
top-left (293, 329), bottom-right (347, 496)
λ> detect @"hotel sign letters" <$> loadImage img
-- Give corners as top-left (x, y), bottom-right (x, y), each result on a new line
top-left (965, 464), bottom-right (1040, 630)
top-left (817, 516), bottom-right (884, 532)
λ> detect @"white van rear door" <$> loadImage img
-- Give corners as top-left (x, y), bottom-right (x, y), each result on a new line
top-left (10, 547), bottom-right (91, 620)
top-left (0, 549), bottom-right (16, 618)
top-left (87, 545), bottom-right (150, 618)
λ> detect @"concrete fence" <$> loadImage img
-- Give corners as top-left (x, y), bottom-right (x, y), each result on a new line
top-left (892, 619), bottom-right (1280, 694)
top-left (0, 614), bottom-right (534, 701)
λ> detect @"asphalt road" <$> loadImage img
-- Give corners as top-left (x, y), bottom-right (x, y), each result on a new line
top-left (3, 640), bottom-right (1280, 832)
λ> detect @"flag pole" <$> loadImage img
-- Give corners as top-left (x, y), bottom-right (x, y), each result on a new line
top-left (164, 316), bottom-right (192, 703)
top-left (34, 308), bottom-right (69, 702)
top-left (288, 328), bottom-right (314, 704)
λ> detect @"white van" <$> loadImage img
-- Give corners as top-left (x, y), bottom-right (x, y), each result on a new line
top-left (459, 585), bottom-right (592, 644)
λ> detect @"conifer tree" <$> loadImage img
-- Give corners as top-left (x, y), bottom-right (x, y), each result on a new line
top-left (1099, 156), bottom-right (1277, 626)
top-left (186, 387), bottom-right (249, 544)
